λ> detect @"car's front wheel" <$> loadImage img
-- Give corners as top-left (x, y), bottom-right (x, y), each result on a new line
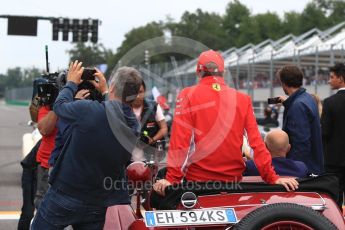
top-left (233, 203), bottom-right (337, 230)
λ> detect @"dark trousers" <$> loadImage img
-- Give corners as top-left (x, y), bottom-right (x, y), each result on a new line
top-left (34, 164), bottom-right (49, 209)
top-left (325, 165), bottom-right (345, 210)
top-left (17, 140), bottom-right (40, 230)
top-left (31, 187), bottom-right (107, 230)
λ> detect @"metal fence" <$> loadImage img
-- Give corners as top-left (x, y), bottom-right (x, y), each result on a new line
top-left (4, 87), bottom-right (31, 105)
top-left (4, 55), bottom-right (337, 107)
top-left (135, 59), bottom-right (335, 108)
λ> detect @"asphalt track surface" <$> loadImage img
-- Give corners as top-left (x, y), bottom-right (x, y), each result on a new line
top-left (0, 101), bottom-right (32, 229)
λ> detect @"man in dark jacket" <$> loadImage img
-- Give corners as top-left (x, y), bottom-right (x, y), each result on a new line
top-left (321, 63), bottom-right (345, 209)
top-left (245, 129), bottom-right (309, 178)
top-left (31, 61), bottom-right (142, 229)
top-left (278, 65), bottom-right (323, 175)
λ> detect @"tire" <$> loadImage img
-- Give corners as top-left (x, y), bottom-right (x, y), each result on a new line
top-left (233, 203), bottom-right (337, 230)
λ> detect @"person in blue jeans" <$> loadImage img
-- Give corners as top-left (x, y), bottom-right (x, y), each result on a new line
top-left (245, 129), bottom-right (309, 178)
top-left (31, 62), bottom-right (142, 230)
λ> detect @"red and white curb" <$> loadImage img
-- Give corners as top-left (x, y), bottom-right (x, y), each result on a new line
top-left (0, 211), bottom-right (20, 220)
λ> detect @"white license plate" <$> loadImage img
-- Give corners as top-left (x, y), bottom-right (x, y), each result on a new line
top-left (144, 208), bottom-right (237, 227)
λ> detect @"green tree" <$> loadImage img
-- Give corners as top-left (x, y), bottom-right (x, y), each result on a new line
top-left (328, 1), bottom-right (345, 25)
top-left (315, 0), bottom-right (345, 26)
top-left (3, 67), bottom-right (43, 88)
top-left (223, 0), bottom-right (251, 47)
top-left (226, 12), bottom-right (282, 48)
top-left (0, 74), bottom-right (7, 97)
top-left (21, 67), bottom-right (42, 87)
top-left (68, 42), bottom-right (109, 67)
top-left (0, 67), bottom-right (45, 96)
top-left (300, 2), bottom-right (329, 32)
top-left (6, 67), bottom-right (23, 88)
top-left (68, 42), bottom-right (115, 76)
top-left (114, 22), bottom-right (164, 66)
top-left (282, 11), bottom-right (302, 35)
top-left (170, 9), bottom-right (228, 51)
top-left (254, 12), bottom-right (283, 41)
top-left (66, 0), bottom-right (345, 77)
top-left (236, 17), bottom-right (261, 46)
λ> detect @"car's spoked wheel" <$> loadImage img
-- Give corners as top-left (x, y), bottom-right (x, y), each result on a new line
top-left (262, 221), bottom-right (314, 230)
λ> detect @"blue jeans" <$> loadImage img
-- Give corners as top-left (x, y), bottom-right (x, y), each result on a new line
top-left (31, 187), bottom-right (106, 230)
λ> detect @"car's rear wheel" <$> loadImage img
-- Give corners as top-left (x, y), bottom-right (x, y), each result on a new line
top-left (262, 221), bottom-right (314, 230)
top-left (233, 203), bottom-right (337, 230)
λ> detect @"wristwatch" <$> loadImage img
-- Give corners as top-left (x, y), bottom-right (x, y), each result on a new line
top-left (102, 91), bottom-right (109, 101)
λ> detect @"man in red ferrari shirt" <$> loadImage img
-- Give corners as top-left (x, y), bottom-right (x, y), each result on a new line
top-left (154, 50), bottom-right (298, 195)
top-left (34, 105), bottom-right (58, 208)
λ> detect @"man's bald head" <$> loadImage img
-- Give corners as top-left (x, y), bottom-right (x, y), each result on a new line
top-left (264, 129), bottom-right (290, 157)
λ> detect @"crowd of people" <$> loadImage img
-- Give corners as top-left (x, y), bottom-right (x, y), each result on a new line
top-left (236, 68), bottom-right (331, 90)
top-left (17, 50), bottom-right (345, 229)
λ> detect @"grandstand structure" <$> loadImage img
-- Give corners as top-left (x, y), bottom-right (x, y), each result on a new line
top-left (163, 21), bottom-right (345, 102)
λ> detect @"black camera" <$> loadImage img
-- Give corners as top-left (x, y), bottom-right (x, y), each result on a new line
top-left (77, 80), bottom-right (103, 102)
top-left (36, 72), bottom-right (61, 106)
top-left (36, 67), bottom-right (102, 106)
top-left (267, 97), bottom-right (282, 104)
top-left (36, 45), bottom-right (71, 106)
top-left (81, 68), bottom-right (96, 81)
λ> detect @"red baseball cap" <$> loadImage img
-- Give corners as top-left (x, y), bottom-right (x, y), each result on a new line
top-left (196, 50), bottom-right (224, 74)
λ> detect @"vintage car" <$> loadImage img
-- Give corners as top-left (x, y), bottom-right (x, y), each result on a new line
top-left (126, 161), bottom-right (345, 230)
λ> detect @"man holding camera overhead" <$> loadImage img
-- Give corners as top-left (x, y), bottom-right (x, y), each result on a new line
top-left (31, 61), bottom-right (142, 229)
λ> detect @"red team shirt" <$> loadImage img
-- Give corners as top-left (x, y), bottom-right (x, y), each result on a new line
top-left (36, 106), bottom-right (58, 169)
top-left (166, 76), bottom-right (279, 184)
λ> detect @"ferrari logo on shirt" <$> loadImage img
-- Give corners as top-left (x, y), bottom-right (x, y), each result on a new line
top-left (212, 83), bottom-right (221, 91)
